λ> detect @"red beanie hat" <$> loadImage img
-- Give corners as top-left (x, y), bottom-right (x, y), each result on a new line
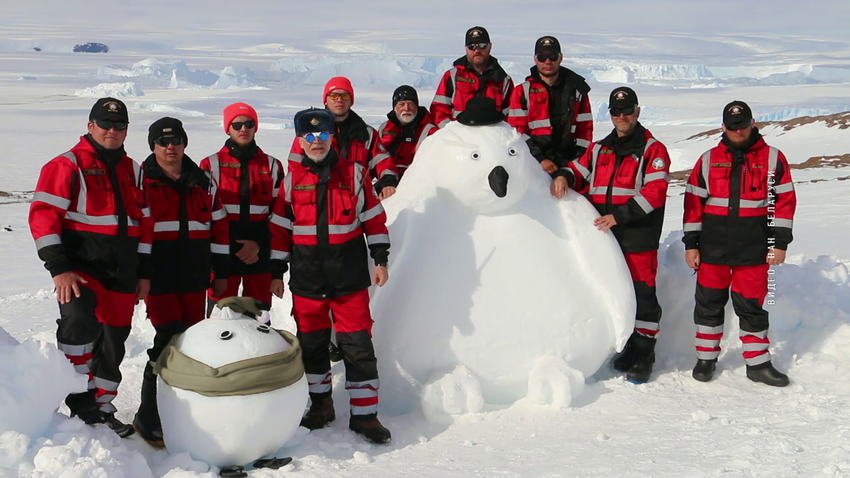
top-left (222, 102), bottom-right (259, 134)
top-left (323, 77), bottom-right (354, 106)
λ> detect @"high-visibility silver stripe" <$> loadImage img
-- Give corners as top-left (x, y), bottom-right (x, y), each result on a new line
top-left (416, 125), bottom-right (436, 149)
top-left (284, 172), bottom-right (293, 204)
top-left (741, 199), bottom-right (768, 208)
top-left (773, 182), bottom-right (794, 194)
top-left (354, 164), bottom-right (366, 221)
top-left (293, 225), bottom-right (317, 235)
top-left (287, 152), bottom-right (302, 163)
top-left (706, 197), bottom-right (729, 207)
top-left (308, 383), bottom-right (332, 394)
top-left (452, 110), bottom-right (461, 118)
top-left (74, 364), bottom-right (91, 375)
top-left (634, 194), bottom-right (654, 214)
top-left (269, 155), bottom-right (281, 199)
top-left (307, 373), bottom-right (332, 384)
top-left (223, 204), bottom-right (269, 215)
top-left (696, 324), bottom-right (724, 335)
top-left (696, 350), bottom-right (721, 360)
top-left (589, 186), bottom-right (636, 196)
top-left (683, 223), bottom-right (702, 232)
top-left (432, 95), bottom-right (452, 105)
top-left (348, 388), bottom-right (379, 399)
top-left (768, 147), bottom-right (779, 173)
top-left (437, 118), bottom-right (450, 128)
top-left (700, 151), bottom-right (712, 195)
top-left (570, 125), bottom-right (577, 133)
top-left (745, 353), bottom-right (771, 366)
top-left (211, 208), bottom-right (227, 221)
top-left (141, 207), bottom-right (151, 218)
top-left (741, 330), bottom-right (769, 340)
top-left (575, 113), bottom-right (593, 122)
top-left (507, 109), bottom-right (525, 117)
top-left (521, 133), bottom-right (531, 142)
top-left (573, 161), bottom-right (591, 179)
top-left (271, 250), bottom-right (291, 261)
top-left (64, 211), bottom-right (139, 227)
top-left (528, 119), bottom-right (551, 129)
top-left (206, 154), bottom-right (220, 187)
top-left (771, 218), bottom-right (793, 228)
top-left (329, 222), bottom-right (362, 235)
top-left (644, 172), bottom-right (669, 183)
top-left (57, 342), bottom-right (95, 356)
top-left (346, 379), bottom-right (379, 389)
top-left (33, 192), bottom-right (71, 210)
top-left (93, 377), bottom-right (120, 392)
top-left (743, 342), bottom-right (769, 352)
top-left (575, 138), bottom-right (591, 148)
top-left (60, 151), bottom-right (90, 217)
top-left (211, 243), bottom-right (229, 254)
top-left (138, 243), bottom-right (152, 254)
top-left (153, 221), bottom-right (209, 232)
top-left (270, 214), bottom-right (292, 229)
top-left (35, 234), bottom-right (62, 250)
top-left (634, 320), bottom-right (660, 331)
top-left (351, 404), bottom-right (378, 415)
top-left (685, 184), bottom-right (708, 198)
top-left (521, 81), bottom-right (531, 111)
top-left (367, 233), bottom-right (390, 245)
top-left (695, 338), bottom-right (721, 348)
top-left (380, 169), bottom-right (397, 178)
top-left (360, 204), bottom-right (384, 222)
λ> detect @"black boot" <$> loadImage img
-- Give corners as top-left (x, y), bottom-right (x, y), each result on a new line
top-left (300, 393), bottom-right (335, 430)
top-left (103, 413), bottom-right (136, 438)
top-left (66, 389), bottom-right (97, 418)
top-left (626, 351), bottom-right (655, 384)
top-left (613, 334), bottom-right (640, 372)
top-left (133, 363), bottom-right (164, 447)
top-left (746, 361), bottom-right (789, 387)
top-left (692, 359), bottom-right (717, 382)
top-left (617, 334), bottom-right (656, 383)
top-left (349, 413), bottom-right (391, 444)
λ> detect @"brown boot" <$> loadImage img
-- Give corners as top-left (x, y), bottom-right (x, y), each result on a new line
top-left (300, 394), bottom-right (335, 430)
top-left (349, 413), bottom-right (391, 444)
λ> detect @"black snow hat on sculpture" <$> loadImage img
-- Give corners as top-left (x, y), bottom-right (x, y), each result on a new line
top-left (456, 96), bottom-right (505, 126)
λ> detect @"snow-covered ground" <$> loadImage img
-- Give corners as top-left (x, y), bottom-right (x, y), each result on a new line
top-left (2, 1), bottom-right (850, 477)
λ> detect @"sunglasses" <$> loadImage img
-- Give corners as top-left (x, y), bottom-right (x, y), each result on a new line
top-left (536, 53), bottom-right (559, 63)
top-left (94, 119), bottom-right (128, 131)
top-left (153, 136), bottom-right (184, 147)
top-left (327, 92), bottom-right (352, 101)
top-left (467, 42), bottom-right (488, 51)
top-left (609, 106), bottom-right (636, 117)
top-left (725, 122), bottom-right (751, 132)
top-left (230, 119), bottom-right (255, 131)
top-left (303, 131), bottom-right (330, 143)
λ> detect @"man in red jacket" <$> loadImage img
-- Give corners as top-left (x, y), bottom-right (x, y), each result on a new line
top-left (289, 77), bottom-right (398, 200)
top-left (377, 85), bottom-right (437, 180)
top-left (683, 101), bottom-right (796, 387)
top-left (270, 108), bottom-right (392, 445)
top-left (200, 103), bottom-right (283, 314)
top-left (430, 26), bottom-right (514, 129)
top-left (28, 97), bottom-right (148, 437)
top-left (551, 87), bottom-right (670, 383)
top-left (133, 117), bottom-right (231, 445)
top-left (508, 36), bottom-right (592, 174)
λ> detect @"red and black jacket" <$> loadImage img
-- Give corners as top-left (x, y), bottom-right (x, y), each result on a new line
top-left (270, 150), bottom-right (390, 299)
top-left (377, 107), bottom-right (438, 178)
top-left (557, 124), bottom-right (670, 252)
top-left (199, 140), bottom-right (283, 276)
top-left (683, 130), bottom-right (796, 265)
top-left (508, 66), bottom-right (593, 168)
top-left (288, 110), bottom-right (398, 191)
top-left (138, 155), bottom-right (230, 295)
top-left (430, 56), bottom-right (514, 128)
top-left (29, 135), bottom-right (149, 293)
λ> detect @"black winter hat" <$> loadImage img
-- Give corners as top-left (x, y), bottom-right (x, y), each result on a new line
top-left (148, 117), bottom-right (188, 151)
top-left (535, 36), bottom-right (561, 54)
top-left (609, 87), bottom-right (639, 110)
top-left (465, 26), bottom-right (490, 46)
top-left (456, 96), bottom-right (505, 126)
top-left (89, 97), bottom-right (129, 123)
top-left (294, 107), bottom-right (335, 137)
top-left (392, 85), bottom-right (419, 107)
top-left (723, 100), bottom-right (753, 129)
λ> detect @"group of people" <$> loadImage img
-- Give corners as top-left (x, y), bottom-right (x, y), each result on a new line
top-left (27, 25), bottom-right (797, 450)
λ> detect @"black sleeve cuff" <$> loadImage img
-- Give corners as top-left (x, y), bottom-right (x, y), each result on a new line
top-left (682, 232), bottom-right (700, 250)
top-left (137, 255), bottom-right (153, 280)
top-left (270, 260), bottom-right (289, 280)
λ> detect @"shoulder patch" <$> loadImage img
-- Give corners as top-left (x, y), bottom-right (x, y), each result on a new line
top-left (651, 158), bottom-right (666, 170)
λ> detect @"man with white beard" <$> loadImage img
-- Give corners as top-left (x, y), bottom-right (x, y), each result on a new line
top-left (508, 36), bottom-right (593, 175)
top-left (377, 86), bottom-right (438, 180)
top-left (270, 108), bottom-right (392, 444)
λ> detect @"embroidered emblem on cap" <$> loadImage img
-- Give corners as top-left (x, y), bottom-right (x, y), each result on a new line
top-left (310, 118), bottom-right (319, 125)
top-left (163, 128), bottom-right (172, 132)
top-left (105, 102), bottom-right (119, 111)
top-left (615, 91), bottom-right (627, 100)
top-left (542, 38), bottom-right (553, 46)
top-left (652, 158), bottom-right (665, 170)
top-left (730, 106), bottom-right (742, 115)
top-left (471, 30), bottom-right (481, 37)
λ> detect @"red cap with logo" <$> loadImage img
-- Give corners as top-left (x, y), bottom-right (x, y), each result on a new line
top-left (222, 102), bottom-right (258, 134)
top-left (323, 77), bottom-right (354, 106)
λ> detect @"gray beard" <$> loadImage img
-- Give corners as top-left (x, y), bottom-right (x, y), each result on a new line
top-left (398, 114), bottom-right (416, 125)
top-left (306, 150), bottom-right (329, 163)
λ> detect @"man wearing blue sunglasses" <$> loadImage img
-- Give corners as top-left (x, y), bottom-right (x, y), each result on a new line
top-left (271, 108), bottom-right (392, 445)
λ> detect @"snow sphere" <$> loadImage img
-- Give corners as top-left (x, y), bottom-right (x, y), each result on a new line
top-left (372, 121), bottom-right (636, 414)
top-left (157, 315), bottom-right (308, 468)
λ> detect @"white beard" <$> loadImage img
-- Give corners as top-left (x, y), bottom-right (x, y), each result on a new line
top-left (398, 112), bottom-right (416, 125)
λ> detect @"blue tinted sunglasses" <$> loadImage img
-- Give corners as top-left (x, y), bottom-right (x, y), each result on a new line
top-left (304, 131), bottom-right (330, 143)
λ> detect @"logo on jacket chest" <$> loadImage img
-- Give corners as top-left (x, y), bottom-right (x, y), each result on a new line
top-left (220, 162), bottom-right (240, 169)
top-left (294, 184), bottom-right (316, 191)
top-left (83, 168), bottom-right (107, 176)
top-left (457, 77), bottom-right (476, 84)
top-left (711, 162), bottom-right (732, 168)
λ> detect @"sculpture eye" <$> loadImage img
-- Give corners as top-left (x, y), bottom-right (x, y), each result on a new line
top-left (508, 147), bottom-right (517, 156)
top-left (220, 330), bottom-right (234, 341)
top-left (471, 152), bottom-right (480, 160)
top-left (257, 324), bottom-right (271, 334)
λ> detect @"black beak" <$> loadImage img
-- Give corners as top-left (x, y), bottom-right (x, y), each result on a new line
top-left (488, 166), bottom-right (509, 198)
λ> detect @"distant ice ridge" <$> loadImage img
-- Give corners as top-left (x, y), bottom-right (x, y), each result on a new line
top-left (756, 107), bottom-right (850, 122)
top-left (99, 57), bottom-right (219, 88)
top-left (74, 82), bottom-right (144, 98)
top-left (268, 55), bottom-right (456, 88)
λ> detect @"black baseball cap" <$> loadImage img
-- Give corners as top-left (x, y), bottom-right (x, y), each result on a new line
top-left (535, 36), bottom-right (561, 54)
top-left (723, 100), bottom-right (753, 129)
top-left (89, 97), bottom-right (129, 123)
top-left (609, 87), bottom-right (639, 109)
top-left (465, 26), bottom-right (490, 46)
